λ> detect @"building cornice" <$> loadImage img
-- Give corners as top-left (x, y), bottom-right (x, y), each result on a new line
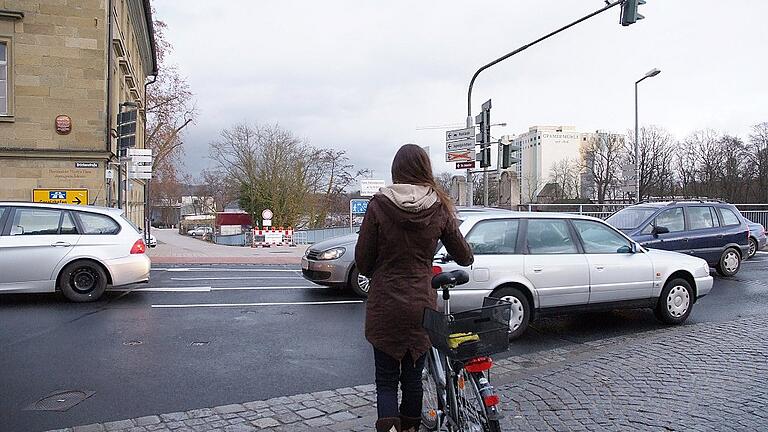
top-left (0, 10), bottom-right (24, 20)
top-left (0, 148), bottom-right (113, 159)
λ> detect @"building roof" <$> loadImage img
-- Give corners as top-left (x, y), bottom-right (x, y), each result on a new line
top-left (142, 0), bottom-right (158, 75)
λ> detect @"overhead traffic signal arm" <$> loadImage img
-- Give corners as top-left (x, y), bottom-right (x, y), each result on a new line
top-left (621, 0), bottom-right (646, 26)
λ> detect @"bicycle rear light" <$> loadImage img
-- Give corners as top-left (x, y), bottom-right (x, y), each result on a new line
top-left (465, 356), bottom-right (493, 373)
top-left (483, 395), bottom-right (500, 407)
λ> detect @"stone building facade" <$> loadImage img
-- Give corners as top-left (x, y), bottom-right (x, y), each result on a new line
top-left (0, 0), bottom-right (156, 226)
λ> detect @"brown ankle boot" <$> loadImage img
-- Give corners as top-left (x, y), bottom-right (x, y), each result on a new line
top-left (375, 417), bottom-right (401, 432)
top-left (400, 415), bottom-right (421, 432)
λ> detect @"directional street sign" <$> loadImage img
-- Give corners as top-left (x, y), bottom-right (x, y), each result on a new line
top-left (446, 150), bottom-right (474, 162)
top-left (128, 172), bottom-right (152, 179)
top-left (33, 189), bottom-right (88, 205)
top-left (360, 179), bottom-right (385, 197)
top-left (456, 161), bottom-right (476, 169)
top-left (446, 138), bottom-right (475, 152)
top-left (446, 127), bottom-right (475, 141)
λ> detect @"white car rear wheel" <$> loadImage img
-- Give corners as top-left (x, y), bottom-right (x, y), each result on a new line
top-left (491, 287), bottom-right (530, 340)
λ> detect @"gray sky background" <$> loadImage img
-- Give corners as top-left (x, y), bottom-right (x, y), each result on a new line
top-left (154, 0), bottom-right (768, 185)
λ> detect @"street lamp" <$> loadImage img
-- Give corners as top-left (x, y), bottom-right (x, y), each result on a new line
top-left (634, 68), bottom-right (661, 203)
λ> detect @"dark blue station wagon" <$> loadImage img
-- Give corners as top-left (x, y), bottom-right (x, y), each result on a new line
top-left (606, 201), bottom-right (750, 276)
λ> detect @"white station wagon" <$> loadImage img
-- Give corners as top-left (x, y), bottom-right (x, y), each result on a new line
top-left (435, 212), bottom-right (714, 338)
top-left (0, 202), bottom-right (151, 302)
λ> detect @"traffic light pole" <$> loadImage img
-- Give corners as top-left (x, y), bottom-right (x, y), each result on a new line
top-left (464, 0), bottom-right (625, 206)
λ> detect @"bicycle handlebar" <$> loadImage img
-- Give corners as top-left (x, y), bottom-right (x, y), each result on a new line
top-left (431, 270), bottom-right (470, 289)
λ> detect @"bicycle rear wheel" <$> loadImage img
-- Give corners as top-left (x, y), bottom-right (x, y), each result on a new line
top-left (455, 370), bottom-right (501, 432)
top-left (421, 350), bottom-right (446, 430)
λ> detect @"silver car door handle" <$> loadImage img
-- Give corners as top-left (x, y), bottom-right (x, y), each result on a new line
top-left (595, 265), bottom-right (605, 271)
top-left (51, 241), bottom-right (71, 247)
top-left (532, 266), bottom-right (543, 273)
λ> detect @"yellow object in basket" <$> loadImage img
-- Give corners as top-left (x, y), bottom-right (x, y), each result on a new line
top-left (447, 332), bottom-right (480, 349)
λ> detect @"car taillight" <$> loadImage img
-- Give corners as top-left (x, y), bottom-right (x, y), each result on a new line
top-left (432, 265), bottom-right (442, 276)
top-left (130, 239), bottom-right (146, 254)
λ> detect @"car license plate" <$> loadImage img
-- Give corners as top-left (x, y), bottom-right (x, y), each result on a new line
top-left (301, 258), bottom-right (309, 270)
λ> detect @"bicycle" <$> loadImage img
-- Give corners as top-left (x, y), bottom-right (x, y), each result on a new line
top-left (421, 269), bottom-right (511, 432)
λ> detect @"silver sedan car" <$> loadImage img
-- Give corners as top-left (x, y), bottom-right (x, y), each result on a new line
top-left (300, 207), bottom-right (513, 296)
top-left (0, 202), bottom-right (151, 302)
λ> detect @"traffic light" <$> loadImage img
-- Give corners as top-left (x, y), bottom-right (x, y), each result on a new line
top-left (475, 99), bottom-right (492, 145)
top-left (621, 0), bottom-right (645, 26)
top-left (117, 109), bottom-right (137, 157)
top-left (477, 146), bottom-right (491, 168)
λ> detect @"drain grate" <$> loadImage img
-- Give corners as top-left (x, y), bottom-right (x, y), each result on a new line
top-left (25, 390), bottom-right (95, 411)
top-left (191, 341), bottom-right (209, 346)
top-left (123, 340), bottom-right (143, 346)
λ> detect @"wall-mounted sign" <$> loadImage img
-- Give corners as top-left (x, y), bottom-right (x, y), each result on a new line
top-left (32, 189), bottom-right (88, 205)
top-left (360, 179), bottom-right (385, 197)
top-left (75, 162), bottom-right (98, 168)
top-left (55, 115), bottom-right (72, 135)
top-left (456, 161), bottom-right (476, 169)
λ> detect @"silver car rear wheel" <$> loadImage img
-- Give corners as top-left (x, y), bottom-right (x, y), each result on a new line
top-left (655, 278), bottom-right (693, 325)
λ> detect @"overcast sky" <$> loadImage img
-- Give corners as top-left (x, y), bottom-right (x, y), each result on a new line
top-left (154, 0), bottom-right (767, 184)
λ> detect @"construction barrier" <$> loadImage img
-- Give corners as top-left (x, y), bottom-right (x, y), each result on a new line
top-left (251, 227), bottom-right (296, 248)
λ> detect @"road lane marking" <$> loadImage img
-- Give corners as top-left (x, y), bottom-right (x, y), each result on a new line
top-left (151, 300), bottom-right (364, 308)
top-left (153, 268), bottom-right (301, 273)
top-left (210, 286), bottom-right (324, 291)
top-left (110, 287), bottom-right (212, 292)
top-left (170, 276), bottom-right (304, 281)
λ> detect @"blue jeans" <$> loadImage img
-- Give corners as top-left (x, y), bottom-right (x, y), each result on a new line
top-left (374, 347), bottom-right (427, 419)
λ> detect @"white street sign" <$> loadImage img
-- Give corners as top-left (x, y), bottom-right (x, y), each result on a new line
top-left (127, 148), bottom-right (152, 156)
top-left (445, 150), bottom-right (474, 162)
top-left (131, 155), bottom-right (153, 163)
top-left (105, 169), bottom-right (114, 180)
top-left (262, 219), bottom-right (272, 227)
top-left (446, 127), bottom-right (475, 141)
top-left (446, 138), bottom-right (475, 152)
top-left (361, 179), bottom-right (385, 197)
top-left (128, 172), bottom-right (152, 179)
top-left (129, 164), bottom-right (153, 172)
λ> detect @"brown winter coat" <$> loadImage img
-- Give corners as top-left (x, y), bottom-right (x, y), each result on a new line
top-left (355, 190), bottom-right (473, 361)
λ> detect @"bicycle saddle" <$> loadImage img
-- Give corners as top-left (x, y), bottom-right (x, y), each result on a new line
top-left (431, 270), bottom-right (470, 289)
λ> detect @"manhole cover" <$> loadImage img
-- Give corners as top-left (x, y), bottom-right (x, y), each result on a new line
top-left (191, 341), bottom-right (209, 346)
top-left (26, 390), bottom-right (95, 411)
top-left (123, 340), bottom-right (143, 346)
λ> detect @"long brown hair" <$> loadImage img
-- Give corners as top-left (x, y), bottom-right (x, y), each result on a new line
top-left (391, 144), bottom-right (456, 213)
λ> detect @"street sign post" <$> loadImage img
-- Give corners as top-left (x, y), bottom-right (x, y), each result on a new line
top-left (350, 199), bottom-right (370, 233)
top-left (32, 189), bottom-right (88, 205)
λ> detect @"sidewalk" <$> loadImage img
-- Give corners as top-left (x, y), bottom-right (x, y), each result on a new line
top-left (147, 229), bottom-right (307, 265)
top-left (49, 315), bottom-right (768, 432)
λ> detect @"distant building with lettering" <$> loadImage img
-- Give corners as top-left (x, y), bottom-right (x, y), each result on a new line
top-left (0, 1), bottom-right (157, 226)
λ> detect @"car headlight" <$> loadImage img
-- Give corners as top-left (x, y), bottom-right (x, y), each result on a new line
top-left (317, 247), bottom-right (345, 260)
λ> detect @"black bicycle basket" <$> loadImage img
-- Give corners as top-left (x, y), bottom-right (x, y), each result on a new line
top-left (422, 297), bottom-right (512, 361)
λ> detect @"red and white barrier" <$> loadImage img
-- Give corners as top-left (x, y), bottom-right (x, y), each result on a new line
top-left (251, 227), bottom-right (296, 247)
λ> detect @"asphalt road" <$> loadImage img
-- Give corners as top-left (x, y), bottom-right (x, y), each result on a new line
top-left (1, 253), bottom-right (767, 432)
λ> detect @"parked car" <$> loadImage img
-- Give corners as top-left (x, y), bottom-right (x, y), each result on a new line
top-left (435, 212), bottom-right (713, 339)
top-left (187, 226), bottom-right (213, 237)
top-left (0, 202), bottom-right (151, 302)
top-left (745, 219), bottom-right (766, 259)
top-left (606, 201), bottom-right (750, 276)
top-left (147, 233), bottom-right (157, 248)
top-left (300, 207), bottom-right (512, 296)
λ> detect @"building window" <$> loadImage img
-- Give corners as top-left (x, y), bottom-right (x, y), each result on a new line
top-left (0, 42), bottom-right (7, 115)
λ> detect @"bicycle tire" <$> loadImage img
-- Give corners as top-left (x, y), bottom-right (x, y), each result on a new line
top-left (421, 351), bottom-right (445, 430)
top-left (455, 370), bottom-right (500, 432)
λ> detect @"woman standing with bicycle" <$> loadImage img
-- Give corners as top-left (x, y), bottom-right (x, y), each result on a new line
top-left (355, 144), bottom-right (474, 432)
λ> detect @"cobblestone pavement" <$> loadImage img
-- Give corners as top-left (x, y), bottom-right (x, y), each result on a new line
top-left (47, 316), bottom-right (768, 432)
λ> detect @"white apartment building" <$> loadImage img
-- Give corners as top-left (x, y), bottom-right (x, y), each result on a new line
top-left (511, 126), bottom-right (584, 202)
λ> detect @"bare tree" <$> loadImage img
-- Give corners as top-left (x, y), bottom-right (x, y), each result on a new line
top-left (198, 169), bottom-right (237, 212)
top-left (748, 122), bottom-right (768, 202)
top-left (625, 126), bottom-right (675, 201)
top-left (580, 133), bottom-right (625, 203)
top-left (548, 158), bottom-right (581, 201)
top-left (435, 172), bottom-right (453, 196)
top-left (307, 149), bottom-right (370, 228)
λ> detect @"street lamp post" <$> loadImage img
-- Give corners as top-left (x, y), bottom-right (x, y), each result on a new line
top-left (634, 68), bottom-right (661, 203)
